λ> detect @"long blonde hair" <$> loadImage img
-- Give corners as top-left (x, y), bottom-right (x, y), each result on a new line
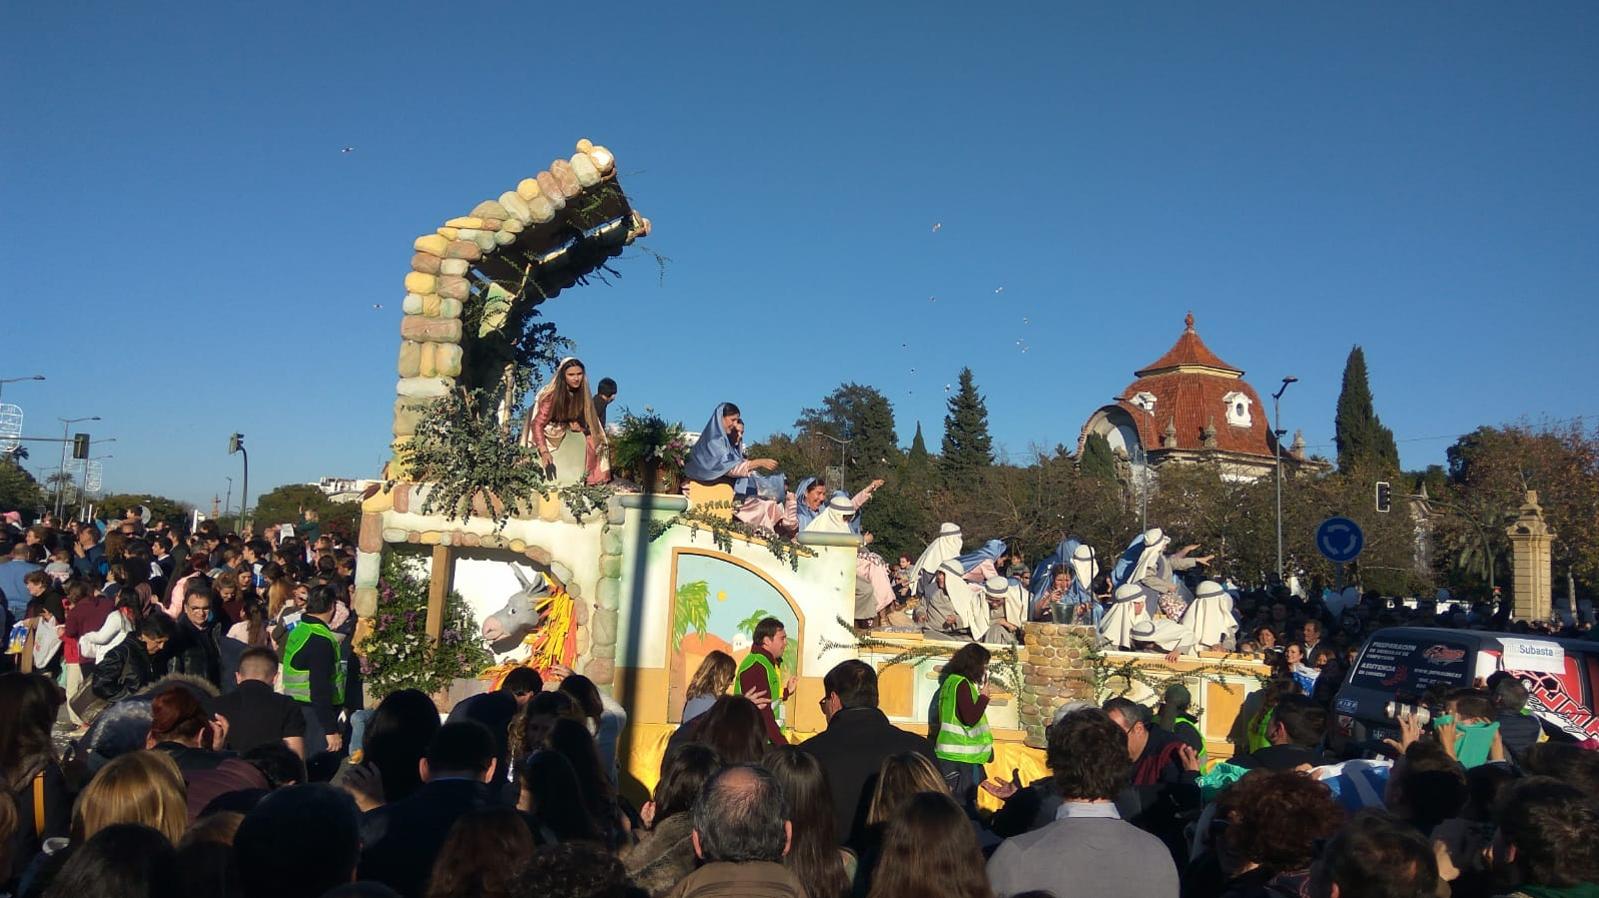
top-left (685, 651), bottom-right (736, 701)
top-left (867, 752), bottom-right (947, 826)
top-left (74, 750), bottom-right (188, 844)
top-left (267, 579), bottom-right (295, 619)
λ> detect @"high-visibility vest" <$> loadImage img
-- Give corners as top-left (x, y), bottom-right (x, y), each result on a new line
top-left (737, 649), bottom-right (782, 721)
top-left (935, 674), bottom-right (994, 764)
top-left (282, 619), bottom-right (345, 706)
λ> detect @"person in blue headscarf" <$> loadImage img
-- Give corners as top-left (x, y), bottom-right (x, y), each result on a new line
top-left (1111, 532), bottom-right (1146, 588)
top-left (793, 477), bottom-right (827, 531)
top-left (956, 539), bottom-right (1007, 585)
top-left (682, 402), bottom-right (796, 534)
top-left (1032, 543), bottom-right (1102, 625)
top-left (1029, 538), bottom-right (1080, 607)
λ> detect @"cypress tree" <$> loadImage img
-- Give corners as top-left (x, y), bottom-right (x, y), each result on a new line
top-left (1334, 345), bottom-right (1401, 472)
top-left (940, 367), bottom-right (995, 487)
top-left (907, 422), bottom-right (931, 469)
top-left (1079, 432), bottom-right (1119, 482)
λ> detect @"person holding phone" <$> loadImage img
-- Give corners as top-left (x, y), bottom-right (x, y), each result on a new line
top-left (933, 642), bottom-right (995, 811)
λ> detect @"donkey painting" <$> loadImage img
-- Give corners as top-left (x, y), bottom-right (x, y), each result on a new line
top-left (481, 564), bottom-right (556, 653)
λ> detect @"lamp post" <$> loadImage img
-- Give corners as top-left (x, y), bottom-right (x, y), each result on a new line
top-left (1272, 376), bottom-right (1298, 583)
top-left (54, 416), bottom-right (100, 518)
top-left (224, 477), bottom-right (234, 525)
top-left (0, 374), bottom-right (45, 404)
top-left (228, 434), bottom-right (249, 533)
top-left (1115, 395), bottom-right (1155, 532)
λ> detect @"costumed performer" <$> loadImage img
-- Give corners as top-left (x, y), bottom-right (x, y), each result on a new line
top-left (909, 523), bottom-right (963, 600)
top-left (957, 539), bottom-right (1008, 585)
top-left (802, 487), bottom-right (894, 625)
top-left (1122, 527), bottom-right (1213, 619)
top-left (922, 560), bottom-right (985, 642)
top-left (519, 357), bottom-right (611, 485)
top-left (1099, 583), bottom-right (1196, 661)
top-left (979, 577), bottom-right (1025, 645)
top-left (682, 402), bottom-right (796, 535)
top-left (1181, 580), bottom-right (1239, 652)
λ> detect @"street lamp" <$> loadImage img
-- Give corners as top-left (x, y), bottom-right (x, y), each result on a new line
top-left (55, 416), bottom-right (100, 518)
top-left (228, 434), bottom-right (249, 532)
top-left (224, 477), bottom-right (234, 524)
top-left (1115, 395), bottom-right (1155, 532)
top-left (0, 374), bottom-right (45, 403)
top-left (1272, 376), bottom-right (1298, 583)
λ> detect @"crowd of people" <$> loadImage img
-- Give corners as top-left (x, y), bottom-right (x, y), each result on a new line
top-left (3, 496), bottom-right (1599, 898)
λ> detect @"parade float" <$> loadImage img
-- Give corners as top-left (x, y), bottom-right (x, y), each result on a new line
top-left (352, 140), bottom-right (1270, 804)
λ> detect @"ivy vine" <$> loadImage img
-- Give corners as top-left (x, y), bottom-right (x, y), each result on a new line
top-left (648, 501), bottom-right (814, 570)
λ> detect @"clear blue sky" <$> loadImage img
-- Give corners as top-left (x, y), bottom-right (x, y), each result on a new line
top-left (3, 2), bottom-right (1596, 508)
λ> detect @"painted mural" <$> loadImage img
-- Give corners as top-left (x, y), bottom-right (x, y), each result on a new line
top-left (668, 548), bottom-right (802, 722)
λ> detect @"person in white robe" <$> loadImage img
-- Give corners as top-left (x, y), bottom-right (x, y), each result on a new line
top-left (1099, 583), bottom-right (1196, 659)
top-left (1129, 527), bottom-right (1213, 620)
top-left (803, 494), bottom-right (895, 623)
top-left (1181, 580), bottom-right (1238, 651)
top-left (979, 577), bottom-right (1026, 645)
top-left (922, 560), bottom-right (986, 642)
top-left (910, 523), bottom-right (963, 599)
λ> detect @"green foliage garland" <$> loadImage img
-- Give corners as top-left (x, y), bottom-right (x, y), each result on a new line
top-left (610, 409), bottom-right (690, 484)
top-left (361, 551), bottom-right (493, 699)
top-left (648, 501), bottom-right (814, 570)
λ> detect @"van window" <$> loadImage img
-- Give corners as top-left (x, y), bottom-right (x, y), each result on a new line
top-left (1350, 636), bottom-right (1474, 695)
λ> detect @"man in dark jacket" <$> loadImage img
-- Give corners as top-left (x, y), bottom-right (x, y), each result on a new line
top-left (91, 614), bottom-right (175, 702)
top-left (358, 722), bottom-right (497, 898)
top-left (1489, 674), bottom-right (1543, 762)
top-left (1104, 696), bottom-right (1201, 871)
top-left (168, 584), bottom-right (224, 687)
top-left (1230, 696), bottom-right (1330, 771)
top-left (797, 660), bottom-right (935, 847)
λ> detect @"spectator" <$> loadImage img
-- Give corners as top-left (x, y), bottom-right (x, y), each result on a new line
top-left (1229, 696), bottom-right (1328, 771)
top-left (736, 617), bottom-right (794, 747)
top-left (682, 651), bottom-right (736, 723)
top-left (560, 671), bottom-right (628, 786)
top-left (61, 579), bottom-right (113, 684)
top-left (1104, 696), bottom-right (1201, 866)
top-left (212, 647), bottom-right (307, 757)
top-left (1489, 777), bottom-right (1599, 896)
top-left (1522, 743), bottom-right (1599, 799)
top-left (593, 377), bottom-right (618, 427)
top-left (281, 583), bottom-right (346, 755)
top-left (764, 746), bottom-right (850, 898)
top-left (1154, 684), bottom-right (1204, 758)
top-left (933, 643), bottom-right (995, 809)
top-left (1307, 809), bottom-right (1437, 898)
top-left (867, 791), bottom-right (993, 898)
top-left (40, 823), bottom-right (180, 898)
top-left (424, 806), bottom-right (534, 898)
top-left (176, 811), bottom-right (244, 898)
top-left (235, 784), bottom-right (363, 898)
top-left (517, 842), bottom-right (643, 898)
top-left (670, 696), bottom-right (768, 768)
top-left (242, 743), bottom-right (307, 791)
top-left (1385, 741), bottom-right (1467, 836)
top-left (670, 765), bottom-right (805, 898)
top-left (509, 691), bottom-right (581, 771)
top-left (0, 542), bottom-right (42, 619)
top-left (626, 744), bottom-right (721, 897)
top-left (547, 718), bottom-right (628, 847)
top-left (359, 721), bottom-right (498, 898)
top-left (797, 659), bottom-right (934, 847)
top-left (517, 749), bottom-right (605, 846)
top-left (145, 688), bottom-right (269, 820)
top-left (90, 613), bottom-right (174, 703)
top-left (0, 674), bottom-right (69, 866)
top-left (855, 752), bottom-right (949, 895)
top-left (362, 689), bottom-right (441, 805)
top-left (987, 709), bottom-right (1178, 898)
top-left (1206, 770), bottom-right (1345, 898)
top-left (75, 751), bottom-right (189, 844)
top-left (1489, 677), bottom-right (1540, 762)
top-left (447, 666), bottom-right (541, 796)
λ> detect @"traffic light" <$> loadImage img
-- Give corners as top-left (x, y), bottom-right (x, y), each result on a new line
top-left (71, 433), bottom-right (90, 460)
top-left (228, 433), bottom-right (244, 455)
top-left (1375, 480), bottom-right (1392, 514)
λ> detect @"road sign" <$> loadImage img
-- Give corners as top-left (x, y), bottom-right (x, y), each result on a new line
top-left (0, 404), bottom-right (20, 454)
top-left (1316, 516), bottom-right (1365, 563)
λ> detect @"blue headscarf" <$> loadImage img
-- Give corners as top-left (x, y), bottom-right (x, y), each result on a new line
top-left (794, 478), bottom-right (821, 530)
top-left (1030, 538), bottom-right (1079, 606)
top-left (1111, 533), bottom-right (1146, 587)
top-left (956, 539), bottom-right (1006, 572)
top-left (682, 403), bottom-right (784, 499)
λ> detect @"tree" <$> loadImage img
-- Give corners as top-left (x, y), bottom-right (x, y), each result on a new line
top-left (0, 461), bottom-right (45, 514)
top-left (907, 422), bottom-right (931, 469)
top-left (939, 368), bottom-right (994, 489)
top-left (97, 494), bottom-right (192, 527)
top-left (250, 483), bottom-right (361, 540)
top-left (794, 383), bottom-right (903, 486)
top-left (1079, 432), bottom-right (1119, 482)
top-left (1334, 346), bottom-right (1400, 473)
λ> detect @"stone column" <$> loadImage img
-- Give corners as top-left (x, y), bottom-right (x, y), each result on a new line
top-left (1018, 623), bottom-right (1099, 748)
top-left (1506, 490), bottom-right (1556, 622)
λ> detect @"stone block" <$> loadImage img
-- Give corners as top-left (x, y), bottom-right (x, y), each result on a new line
top-left (404, 531), bottom-right (420, 543)
top-left (601, 527), bottom-right (623, 555)
top-left (472, 231), bottom-right (496, 253)
top-left (402, 293), bottom-right (424, 315)
top-left (457, 532), bottom-right (480, 548)
top-left (606, 496), bottom-right (626, 525)
top-left (493, 229), bottom-right (515, 246)
top-left (509, 539), bottom-right (526, 553)
top-left (443, 240), bottom-right (481, 260)
top-left (403, 271), bottom-right (436, 295)
top-left (361, 488), bottom-right (393, 514)
top-left (471, 200), bottom-right (509, 220)
top-left (414, 234), bottom-right (450, 256)
top-left (439, 258), bottom-right (468, 276)
top-left (479, 218), bottom-right (502, 231)
top-left (584, 657), bottom-right (614, 685)
top-left (516, 178), bottom-right (542, 200)
top-left (353, 586), bottom-right (379, 618)
top-left (436, 226), bottom-right (459, 240)
top-left (596, 577), bottom-right (619, 611)
top-left (527, 195), bottom-right (556, 223)
top-left (528, 546), bottom-right (552, 566)
top-left (550, 159), bottom-right (581, 197)
top-left (480, 534), bottom-right (505, 549)
top-left (537, 172), bottom-right (565, 209)
top-left (435, 275), bottom-right (470, 301)
top-left (570, 153), bottom-right (600, 187)
top-left (440, 297), bottom-right (462, 319)
top-left (355, 551), bottom-right (381, 587)
top-left (499, 191), bottom-right (531, 222)
top-left (381, 527), bottom-right (408, 543)
top-left (358, 512), bottom-right (383, 553)
top-left (434, 344), bottom-right (462, 378)
top-left (538, 495), bottom-right (561, 523)
top-left (501, 217), bottom-right (524, 234)
top-left (418, 342), bottom-right (437, 377)
top-left (600, 554), bottom-right (622, 579)
top-left (445, 216), bottom-right (484, 229)
top-left (592, 608), bottom-right (618, 647)
top-left (396, 376), bottom-right (451, 399)
top-left (392, 482), bottom-right (410, 514)
top-left (397, 342), bottom-right (421, 378)
top-left (574, 601), bottom-right (588, 627)
top-left (400, 316), bottom-right (462, 343)
top-left (566, 581), bottom-right (580, 600)
top-left (590, 640), bottom-right (614, 660)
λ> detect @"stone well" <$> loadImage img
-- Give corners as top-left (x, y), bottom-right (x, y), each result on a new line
top-left (1017, 622), bottom-right (1100, 748)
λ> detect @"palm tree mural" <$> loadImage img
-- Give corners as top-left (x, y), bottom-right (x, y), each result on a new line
top-left (672, 580), bottom-right (710, 652)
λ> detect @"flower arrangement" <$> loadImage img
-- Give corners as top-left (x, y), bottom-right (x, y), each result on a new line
top-left (360, 551), bottom-right (493, 700)
top-left (610, 408), bottom-right (691, 490)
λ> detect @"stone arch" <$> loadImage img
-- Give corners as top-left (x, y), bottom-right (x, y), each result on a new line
top-left (388, 138), bottom-right (650, 474)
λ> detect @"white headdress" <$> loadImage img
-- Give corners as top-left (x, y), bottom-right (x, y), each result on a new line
top-left (911, 523), bottom-right (963, 586)
top-left (1070, 543), bottom-right (1098, 588)
top-left (940, 560), bottom-right (986, 635)
top-left (1181, 580), bottom-right (1236, 649)
top-left (1130, 527), bottom-right (1171, 584)
top-left (804, 495), bottom-right (856, 534)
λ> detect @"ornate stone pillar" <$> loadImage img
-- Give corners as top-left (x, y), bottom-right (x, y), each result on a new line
top-left (1018, 623), bottom-right (1099, 748)
top-left (1506, 490), bottom-right (1556, 622)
